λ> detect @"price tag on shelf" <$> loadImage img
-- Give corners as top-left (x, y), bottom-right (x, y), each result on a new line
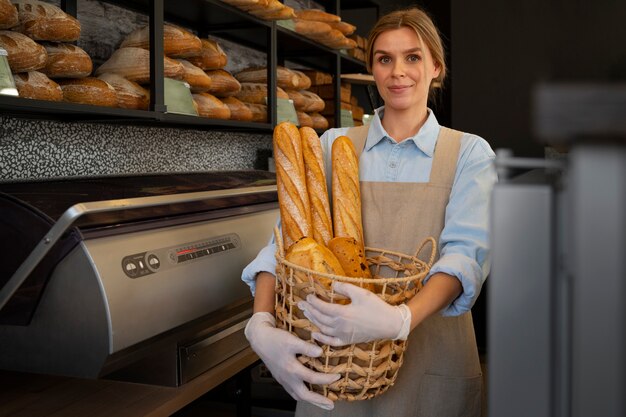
top-left (164, 78), bottom-right (198, 116)
top-left (277, 98), bottom-right (299, 125)
top-left (0, 48), bottom-right (17, 97)
top-left (340, 109), bottom-right (354, 127)
top-left (277, 19), bottom-right (295, 31)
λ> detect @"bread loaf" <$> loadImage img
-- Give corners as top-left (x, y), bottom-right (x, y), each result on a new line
top-left (300, 90), bottom-right (325, 112)
top-left (14, 70), bottom-right (62, 101)
top-left (297, 110), bottom-right (313, 128)
top-left (185, 38), bottom-right (227, 70)
top-left (285, 89), bottom-right (306, 110)
top-left (205, 69), bottom-right (240, 97)
top-left (220, 0), bottom-right (269, 7)
top-left (235, 66), bottom-right (300, 90)
top-left (293, 18), bottom-right (332, 39)
top-left (291, 70), bottom-right (311, 90)
top-left (58, 77), bottom-right (118, 107)
top-left (309, 112), bottom-right (328, 130)
top-left (295, 9), bottom-right (341, 23)
top-left (274, 122), bottom-right (311, 249)
top-left (0, 0), bottom-right (18, 29)
top-left (301, 126), bottom-right (332, 246)
top-left (327, 21), bottom-right (356, 36)
top-left (95, 47), bottom-right (184, 84)
top-left (12, 0), bottom-right (80, 42)
top-left (248, 2), bottom-right (295, 20)
top-left (192, 92), bottom-right (231, 119)
top-left (332, 136), bottom-right (364, 245)
top-left (41, 43), bottom-right (92, 78)
top-left (177, 59), bottom-right (212, 92)
top-left (234, 82), bottom-right (288, 104)
top-left (245, 102), bottom-right (267, 122)
top-left (222, 96), bottom-right (253, 121)
top-left (97, 72), bottom-right (149, 110)
top-left (0, 30), bottom-right (46, 72)
top-left (285, 236), bottom-right (344, 290)
top-left (328, 237), bottom-right (372, 279)
top-left (120, 24), bottom-right (202, 58)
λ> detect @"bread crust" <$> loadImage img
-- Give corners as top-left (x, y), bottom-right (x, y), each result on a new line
top-left (274, 122), bottom-right (311, 249)
top-left (177, 59), bottom-right (212, 93)
top-left (95, 47), bottom-right (184, 84)
top-left (221, 96), bottom-right (253, 121)
top-left (58, 77), bottom-right (118, 107)
top-left (97, 72), bottom-right (149, 110)
top-left (121, 24), bottom-right (202, 58)
top-left (332, 136), bottom-right (364, 245)
top-left (42, 42), bottom-right (92, 78)
top-left (295, 9), bottom-right (341, 23)
top-left (0, 30), bottom-right (46, 72)
top-left (185, 38), bottom-right (227, 70)
top-left (14, 70), bottom-right (62, 101)
top-left (0, 0), bottom-right (18, 29)
top-left (205, 69), bottom-right (241, 97)
top-left (192, 92), bottom-right (231, 119)
top-left (12, 0), bottom-right (80, 42)
top-left (286, 237), bottom-right (345, 290)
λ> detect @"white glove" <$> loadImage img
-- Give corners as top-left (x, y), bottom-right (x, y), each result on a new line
top-left (298, 281), bottom-right (412, 346)
top-left (245, 312), bottom-right (340, 410)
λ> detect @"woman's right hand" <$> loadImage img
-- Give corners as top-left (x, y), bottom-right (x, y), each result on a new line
top-left (244, 312), bottom-right (340, 410)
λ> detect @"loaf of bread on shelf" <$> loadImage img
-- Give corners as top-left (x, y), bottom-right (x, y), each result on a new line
top-left (205, 69), bottom-right (241, 97)
top-left (192, 92), bottom-right (231, 119)
top-left (295, 9), bottom-right (341, 23)
top-left (97, 72), bottom-right (149, 110)
top-left (332, 135), bottom-right (364, 245)
top-left (120, 24), bottom-right (202, 58)
top-left (95, 47), bottom-right (184, 84)
top-left (291, 70), bottom-right (311, 90)
top-left (0, 30), bottom-right (46, 72)
top-left (234, 82), bottom-right (288, 104)
top-left (300, 126), bottom-right (332, 246)
top-left (297, 110), bottom-right (313, 128)
top-left (300, 90), bottom-right (325, 113)
top-left (327, 21), bottom-right (356, 36)
top-left (41, 43), bottom-right (92, 78)
top-left (185, 38), bottom-right (227, 70)
top-left (309, 112), bottom-right (328, 130)
top-left (299, 69), bottom-right (332, 86)
top-left (235, 66), bottom-right (300, 90)
top-left (245, 102), bottom-right (267, 122)
top-left (248, 1), bottom-right (295, 20)
top-left (58, 77), bottom-right (118, 107)
top-left (293, 18), bottom-right (332, 39)
top-left (12, 0), bottom-right (80, 42)
top-left (285, 236), bottom-right (345, 290)
top-left (221, 96), bottom-right (253, 121)
top-left (176, 59), bottom-right (212, 93)
top-left (284, 89), bottom-right (306, 110)
top-left (0, 0), bottom-right (18, 29)
top-left (273, 121), bottom-right (311, 249)
top-left (220, 0), bottom-right (269, 7)
top-left (13, 70), bottom-right (62, 101)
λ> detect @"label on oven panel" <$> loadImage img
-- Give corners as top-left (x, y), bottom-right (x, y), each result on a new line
top-left (121, 233), bottom-right (241, 279)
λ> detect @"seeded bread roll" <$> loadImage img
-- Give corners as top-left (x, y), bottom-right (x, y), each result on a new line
top-left (120, 24), bottom-right (202, 58)
top-left (12, 0), bottom-right (80, 42)
top-left (295, 9), bottom-right (341, 23)
top-left (14, 70), bottom-right (62, 101)
top-left (186, 38), bottom-right (227, 70)
top-left (95, 47), bottom-right (184, 84)
top-left (205, 69), bottom-right (241, 97)
top-left (0, 0), bottom-right (18, 29)
top-left (41, 43), bottom-right (92, 78)
top-left (177, 59), bottom-right (212, 93)
top-left (0, 30), bottom-right (46, 72)
top-left (97, 72), bottom-right (149, 110)
top-left (274, 122), bottom-right (311, 249)
top-left (234, 82), bottom-right (288, 104)
top-left (332, 135), bottom-right (364, 245)
top-left (222, 96), bottom-right (253, 121)
top-left (192, 92), bottom-right (231, 119)
top-left (245, 102), bottom-right (267, 122)
top-left (58, 77), bottom-right (118, 107)
top-left (300, 126), bottom-right (332, 246)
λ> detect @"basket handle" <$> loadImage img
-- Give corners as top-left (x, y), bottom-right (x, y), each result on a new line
top-left (414, 237), bottom-right (437, 268)
top-left (274, 226), bottom-right (285, 257)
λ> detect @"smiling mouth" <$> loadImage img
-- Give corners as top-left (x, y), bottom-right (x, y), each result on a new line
top-left (388, 85), bottom-right (412, 92)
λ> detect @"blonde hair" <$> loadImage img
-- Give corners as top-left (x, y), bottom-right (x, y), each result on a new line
top-left (366, 7), bottom-right (446, 94)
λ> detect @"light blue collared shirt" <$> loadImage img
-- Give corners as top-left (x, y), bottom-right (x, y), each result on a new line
top-left (242, 107), bottom-right (497, 316)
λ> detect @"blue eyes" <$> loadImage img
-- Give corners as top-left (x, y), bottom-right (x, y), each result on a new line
top-left (377, 54), bottom-right (421, 64)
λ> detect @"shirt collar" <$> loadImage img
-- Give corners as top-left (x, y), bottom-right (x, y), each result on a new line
top-left (365, 106), bottom-right (440, 157)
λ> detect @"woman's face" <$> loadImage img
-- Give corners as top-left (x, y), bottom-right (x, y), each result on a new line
top-left (372, 27), bottom-right (440, 113)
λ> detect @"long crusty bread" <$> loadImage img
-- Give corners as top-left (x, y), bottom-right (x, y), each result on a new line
top-left (274, 122), bottom-right (311, 249)
top-left (300, 127), bottom-right (332, 246)
top-left (331, 135), bottom-right (364, 245)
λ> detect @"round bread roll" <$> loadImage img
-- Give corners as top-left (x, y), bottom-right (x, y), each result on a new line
top-left (234, 82), bottom-right (288, 104)
top-left (12, 0), bottom-right (81, 42)
top-left (13, 70), bottom-right (62, 101)
top-left (222, 96), bottom-right (253, 121)
top-left (97, 72), bottom-right (149, 110)
top-left (41, 43), bottom-right (92, 78)
top-left (186, 38), bottom-right (228, 70)
top-left (205, 69), bottom-right (241, 97)
top-left (0, 30), bottom-right (46, 72)
top-left (120, 24), bottom-right (202, 58)
top-left (0, 0), bottom-right (18, 29)
top-left (192, 92), bottom-right (231, 119)
top-left (245, 102), bottom-right (267, 122)
top-left (295, 9), bottom-right (341, 23)
top-left (95, 47), bottom-right (184, 84)
top-left (58, 77), bottom-right (118, 107)
top-left (177, 59), bottom-right (212, 93)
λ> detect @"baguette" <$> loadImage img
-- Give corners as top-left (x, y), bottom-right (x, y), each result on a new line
top-left (222, 96), bottom-right (253, 121)
top-left (95, 47), bottom-right (184, 84)
top-left (12, 0), bottom-right (80, 42)
top-left (41, 42), bottom-right (92, 78)
top-left (0, 0), bottom-right (18, 29)
top-left (293, 18), bottom-right (332, 39)
top-left (0, 30), bottom-right (46, 72)
top-left (295, 9), bottom-right (341, 23)
top-left (58, 77), bottom-right (118, 107)
top-left (120, 24), bottom-right (202, 58)
top-left (14, 70), bottom-right (62, 101)
top-left (97, 72), bottom-right (149, 110)
top-left (185, 38), bottom-right (227, 70)
top-left (205, 69), bottom-right (241, 97)
top-left (301, 126), bottom-right (332, 246)
top-left (192, 92), bottom-right (231, 119)
top-left (327, 21), bottom-right (356, 36)
top-left (331, 136), bottom-right (364, 245)
top-left (273, 121), bottom-right (311, 249)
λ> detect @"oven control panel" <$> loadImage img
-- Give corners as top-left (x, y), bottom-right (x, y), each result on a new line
top-left (121, 233), bottom-right (241, 278)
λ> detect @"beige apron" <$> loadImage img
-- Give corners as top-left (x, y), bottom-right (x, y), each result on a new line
top-left (296, 125), bottom-right (483, 417)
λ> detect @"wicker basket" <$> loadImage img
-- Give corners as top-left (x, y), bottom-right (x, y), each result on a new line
top-left (274, 228), bottom-right (436, 401)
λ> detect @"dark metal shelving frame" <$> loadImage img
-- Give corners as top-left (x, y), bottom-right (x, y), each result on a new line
top-left (2, 0), bottom-right (372, 132)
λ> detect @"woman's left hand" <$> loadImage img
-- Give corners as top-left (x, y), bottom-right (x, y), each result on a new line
top-left (298, 282), bottom-right (412, 346)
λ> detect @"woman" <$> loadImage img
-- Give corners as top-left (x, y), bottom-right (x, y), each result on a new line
top-left (242, 6), bottom-right (496, 416)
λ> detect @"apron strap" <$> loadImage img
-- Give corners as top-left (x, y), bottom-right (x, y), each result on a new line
top-left (429, 127), bottom-right (463, 186)
top-left (345, 125), bottom-right (370, 159)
